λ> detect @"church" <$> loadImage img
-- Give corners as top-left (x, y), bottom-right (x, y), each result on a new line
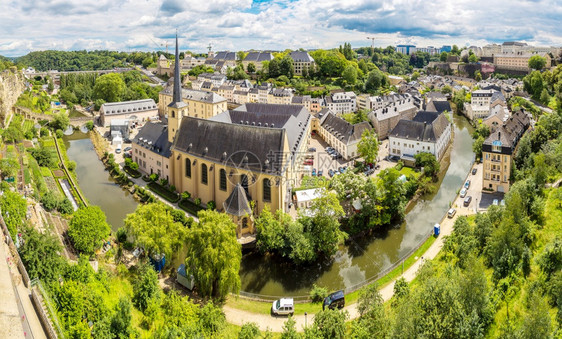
top-left (134, 34), bottom-right (312, 238)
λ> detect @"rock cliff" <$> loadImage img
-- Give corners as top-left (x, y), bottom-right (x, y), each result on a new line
top-left (0, 69), bottom-right (25, 126)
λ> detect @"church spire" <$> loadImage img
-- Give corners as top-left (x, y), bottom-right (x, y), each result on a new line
top-left (168, 31), bottom-right (187, 109)
top-left (172, 32), bottom-right (182, 104)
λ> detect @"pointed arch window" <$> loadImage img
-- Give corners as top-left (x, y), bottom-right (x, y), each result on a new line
top-left (185, 158), bottom-right (191, 177)
top-left (219, 169), bottom-right (227, 191)
top-left (201, 164), bottom-right (208, 184)
top-left (263, 178), bottom-right (271, 202)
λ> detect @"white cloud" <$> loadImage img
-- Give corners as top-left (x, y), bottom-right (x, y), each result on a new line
top-left (0, 0), bottom-right (560, 57)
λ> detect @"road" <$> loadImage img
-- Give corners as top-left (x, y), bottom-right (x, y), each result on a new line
top-left (223, 162), bottom-right (483, 332)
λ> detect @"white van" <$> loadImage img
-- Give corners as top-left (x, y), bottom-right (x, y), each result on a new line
top-left (271, 298), bottom-right (294, 316)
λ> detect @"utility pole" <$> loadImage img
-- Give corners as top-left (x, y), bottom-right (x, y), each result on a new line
top-left (366, 36), bottom-right (375, 56)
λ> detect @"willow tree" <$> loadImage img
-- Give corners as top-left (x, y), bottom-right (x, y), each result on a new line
top-left (185, 210), bottom-right (241, 299)
top-left (124, 203), bottom-right (187, 262)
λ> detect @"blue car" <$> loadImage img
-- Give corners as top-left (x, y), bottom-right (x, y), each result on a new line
top-left (464, 180), bottom-right (471, 189)
top-left (311, 168), bottom-right (317, 176)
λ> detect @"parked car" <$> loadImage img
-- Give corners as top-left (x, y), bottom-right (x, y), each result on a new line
top-left (308, 147), bottom-right (316, 152)
top-left (272, 298), bottom-right (294, 316)
top-left (500, 199), bottom-right (505, 206)
top-left (311, 168), bottom-right (317, 176)
top-left (493, 199), bottom-right (499, 206)
top-left (464, 180), bottom-right (471, 189)
top-left (115, 145), bottom-right (122, 154)
top-left (318, 170), bottom-right (323, 177)
top-left (328, 169), bottom-right (335, 177)
top-left (472, 168), bottom-right (477, 175)
top-left (124, 146), bottom-right (132, 152)
top-left (447, 208), bottom-right (457, 218)
top-left (304, 159), bottom-right (313, 165)
top-left (460, 188), bottom-right (467, 198)
top-left (323, 290), bottom-right (345, 310)
top-left (463, 196), bottom-right (472, 207)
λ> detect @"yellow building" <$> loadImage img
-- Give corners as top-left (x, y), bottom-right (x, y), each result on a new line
top-left (494, 52), bottom-right (552, 72)
top-left (158, 87), bottom-right (227, 126)
top-left (482, 110), bottom-right (530, 193)
top-left (169, 103), bottom-right (312, 236)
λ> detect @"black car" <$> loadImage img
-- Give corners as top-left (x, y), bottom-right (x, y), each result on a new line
top-left (323, 290), bottom-right (345, 310)
top-left (463, 196), bottom-right (472, 207)
top-left (472, 168), bottom-right (477, 175)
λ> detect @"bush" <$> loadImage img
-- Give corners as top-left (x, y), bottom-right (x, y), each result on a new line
top-left (194, 198), bottom-right (201, 206)
top-left (116, 227), bottom-right (127, 243)
top-left (67, 160), bottom-right (76, 171)
top-left (149, 173), bottom-right (159, 182)
top-left (57, 198), bottom-right (74, 214)
top-left (207, 200), bottom-right (216, 210)
top-left (310, 284), bottom-right (328, 303)
top-left (41, 191), bottom-right (58, 211)
top-left (181, 191), bottom-right (191, 200)
top-left (238, 322), bottom-right (260, 339)
top-left (56, 129), bottom-right (63, 138)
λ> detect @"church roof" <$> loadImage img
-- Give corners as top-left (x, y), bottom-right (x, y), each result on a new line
top-left (223, 184), bottom-right (252, 217)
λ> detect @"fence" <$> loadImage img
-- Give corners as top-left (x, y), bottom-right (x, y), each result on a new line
top-left (31, 280), bottom-right (64, 339)
top-left (1, 213), bottom-right (62, 338)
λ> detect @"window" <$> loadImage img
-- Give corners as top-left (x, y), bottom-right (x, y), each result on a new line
top-left (219, 169), bottom-right (227, 191)
top-left (201, 164), bottom-right (208, 184)
top-left (171, 111), bottom-right (175, 118)
top-left (242, 217), bottom-right (249, 229)
top-left (185, 158), bottom-right (191, 177)
top-left (263, 179), bottom-right (271, 202)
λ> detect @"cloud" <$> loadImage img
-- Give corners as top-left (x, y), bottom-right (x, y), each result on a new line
top-left (0, 0), bottom-right (560, 57)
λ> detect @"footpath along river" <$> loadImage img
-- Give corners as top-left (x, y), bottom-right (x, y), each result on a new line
top-left (65, 113), bottom-right (474, 296)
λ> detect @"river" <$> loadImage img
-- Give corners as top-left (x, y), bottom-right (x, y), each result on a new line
top-left (64, 133), bottom-right (138, 230)
top-left (65, 114), bottom-right (474, 296)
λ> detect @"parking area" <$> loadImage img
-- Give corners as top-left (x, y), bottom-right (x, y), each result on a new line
top-left (450, 162), bottom-right (504, 213)
top-left (98, 122), bottom-right (147, 166)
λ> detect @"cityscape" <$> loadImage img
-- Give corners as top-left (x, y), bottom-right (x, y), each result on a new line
top-left (0, 1), bottom-right (561, 338)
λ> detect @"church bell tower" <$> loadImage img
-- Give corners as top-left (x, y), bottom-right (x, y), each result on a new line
top-left (167, 33), bottom-right (187, 143)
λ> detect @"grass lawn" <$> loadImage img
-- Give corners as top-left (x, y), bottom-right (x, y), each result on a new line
top-left (398, 166), bottom-right (421, 179)
top-left (225, 297), bottom-right (323, 316)
top-left (40, 167), bottom-right (52, 177)
top-left (22, 120), bottom-right (35, 134)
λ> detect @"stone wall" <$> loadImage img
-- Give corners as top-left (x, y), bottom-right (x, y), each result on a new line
top-left (0, 69), bottom-right (25, 126)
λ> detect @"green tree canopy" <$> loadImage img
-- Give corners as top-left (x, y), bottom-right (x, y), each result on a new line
top-left (185, 210), bottom-right (242, 298)
top-left (124, 203), bottom-right (187, 261)
top-left (19, 227), bottom-right (66, 282)
top-left (68, 205), bottom-right (111, 255)
top-left (528, 55), bottom-right (547, 70)
top-left (93, 73), bottom-right (126, 102)
top-left (414, 152), bottom-right (440, 178)
top-left (357, 128), bottom-right (379, 164)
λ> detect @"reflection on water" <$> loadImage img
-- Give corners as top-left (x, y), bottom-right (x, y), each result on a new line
top-left (64, 134), bottom-right (139, 230)
top-left (239, 113), bottom-right (475, 296)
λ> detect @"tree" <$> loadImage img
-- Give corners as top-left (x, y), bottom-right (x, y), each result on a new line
top-left (473, 135), bottom-right (485, 160)
top-left (357, 128), bottom-right (379, 165)
top-left (342, 65), bottom-right (358, 85)
top-left (19, 227), bottom-right (66, 282)
top-left (40, 191), bottom-right (59, 211)
top-left (58, 198), bottom-right (74, 214)
top-left (469, 54), bottom-right (479, 63)
top-left (2, 126), bottom-right (24, 143)
top-left (185, 210), bottom-right (241, 298)
top-left (365, 69), bottom-right (388, 92)
top-left (474, 70), bottom-right (482, 81)
top-left (110, 297), bottom-right (132, 339)
top-left (414, 152), bottom-right (440, 178)
top-left (133, 263), bottom-right (160, 312)
top-left (68, 206), bottom-right (110, 255)
top-left (279, 55), bottom-right (294, 78)
top-left (309, 309), bottom-right (348, 339)
top-left (238, 322), bottom-right (260, 339)
top-left (300, 189), bottom-right (346, 256)
top-left (93, 73), bottom-right (126, 102)
top-left (51, 111), bottom-right (70, 131)
top-left (247, 62), bottom-right (256, 73)
top-left (440, 51), bottom-right (448, 62)
top-left (0, 189), bottom-right (27, 238)
top-left (0, 159), bottom-right (19, 179)
top-left (352, 284), bottom-right (389, 338)
top-left (30, 147), bottom-right (56, 167)
top-left (124, 203), bottom-right (187, 261)
top-left (281, 316), bottom-right (299, 339)
top-left (528, 55), bottom-right (547, 70)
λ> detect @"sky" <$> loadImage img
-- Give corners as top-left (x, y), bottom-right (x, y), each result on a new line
top-left (0, 0), bottom-right (561, 57)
